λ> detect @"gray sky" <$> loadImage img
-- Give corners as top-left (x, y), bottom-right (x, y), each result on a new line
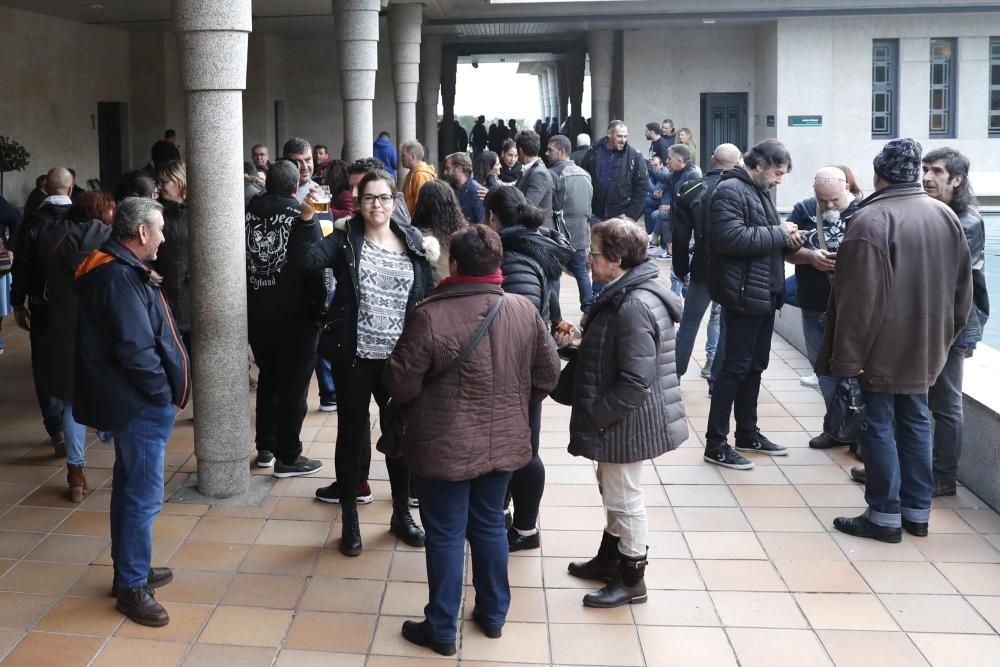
top-left (442, 63), bottom-right (591, 121)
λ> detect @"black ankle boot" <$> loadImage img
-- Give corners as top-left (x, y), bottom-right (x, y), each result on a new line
top-left (582, 553), bottom-right (648, 608)
top-left (115, 586), bottom-right (170, 626)
top-left (568, 531), bottom-right (621, 582)
top-left (110, 567), bottom-right (174, 597)
top-left (390, 505), bottom-right (425, 547)
top-left (340, 502), bottom-right (363, 557)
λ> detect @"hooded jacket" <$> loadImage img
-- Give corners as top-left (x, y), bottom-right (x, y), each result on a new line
top-left (373, 136), bottom-right (398, 178)
top-left (579, 137), bottom-right (649, 221)
top-left (498, 225), bottom-right (574, 323)
top-left (11, 201), bottom-right (72, 307)
top-left (672, 169), bottom-right (724, 283)
top-left (550, 159), bottom-right (593, 251)
top-left (402, 161), bottom-right (437, 215)
top-left (73, 241), bottom-right (191, 431)
top-left (559, 260), bottom-right (688, 463)
top-left (385, 282), bottom-right (561, 481)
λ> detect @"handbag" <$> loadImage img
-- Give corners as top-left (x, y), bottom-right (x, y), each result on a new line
top-left (826, 376), bottom-right (867, 443)
top-left (376, 294), bottom-right (505, 459)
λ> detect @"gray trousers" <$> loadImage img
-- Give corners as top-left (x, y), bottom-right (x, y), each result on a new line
top-left (929, 344), bottom-right (966, 485)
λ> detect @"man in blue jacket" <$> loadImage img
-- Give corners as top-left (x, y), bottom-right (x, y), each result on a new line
top-left (74, 197), bottom-right (191, 627)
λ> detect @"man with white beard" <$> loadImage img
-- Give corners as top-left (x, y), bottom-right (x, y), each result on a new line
top-left (785, 166), bottom-right (862, 451)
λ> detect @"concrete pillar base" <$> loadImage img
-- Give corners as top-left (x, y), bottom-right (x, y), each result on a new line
top-left (170, 472), bottom-right (275, 506)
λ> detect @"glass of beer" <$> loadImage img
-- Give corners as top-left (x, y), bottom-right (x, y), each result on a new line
top-left (313, 185), bottom-right (331, 214)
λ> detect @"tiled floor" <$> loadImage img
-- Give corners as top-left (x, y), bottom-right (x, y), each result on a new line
top-left (1, 273), bottom-right (999, 666)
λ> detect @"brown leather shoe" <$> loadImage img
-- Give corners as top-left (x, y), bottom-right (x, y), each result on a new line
top-left (66, 464), bottom-right (89, 503)
top-left (115, 586), bottom-right (170, 626)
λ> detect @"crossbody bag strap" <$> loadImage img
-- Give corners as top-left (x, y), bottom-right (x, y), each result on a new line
top-left (425, 294), bottom-right (504, 384)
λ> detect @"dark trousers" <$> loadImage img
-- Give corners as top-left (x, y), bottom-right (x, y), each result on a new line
top-left (415, 471), bottom-right (513, 643)
top-left (248, 317), bottom-right (318, 464)
top-left (27, 303), bottom-right (63, 436)
top-left (929, 344), bottom-right (966, 485)
top-left (331, 357), bottom-right (408, 505)
top-left (706, 309), bottom-right (775, 447)
top-left (508, 399), bottom-right (543, 531)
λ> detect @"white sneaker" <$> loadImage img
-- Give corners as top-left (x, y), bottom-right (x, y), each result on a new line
top-left (800, 373), bottom-right (819, 388)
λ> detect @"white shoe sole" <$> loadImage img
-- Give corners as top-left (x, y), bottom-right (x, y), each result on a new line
top-left (318, 404), bottom-right (337, 412)
top-left (256, 458), bottom-right (275, 468)
top-left (703, 455), bottom-right (754, 470)
top-left (315, 492), bottom-right (375, 504)
top-left (273, 463), bottom-right (324, 478)
top-left (734, 446), bottom-right (789, 457)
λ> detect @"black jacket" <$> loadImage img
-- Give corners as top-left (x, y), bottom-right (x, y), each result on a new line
top-left (672, 169), bottom-right (724, 283)
top-left (786, 196), bottom-right (860, 313)
top-left (499, 225), bottom-right (573, 323)
top-left (0, 196), bottom-right (20, 254)
top-left (499, 161), bottom-right (523, 184)
top-left (580, 137), bottom-right (649, 221)
top-left (151, 200), bottom-right (192, 334)
top-left (559, 260), bottom-right (687, 463)
top-left (245, 193), bottom-right (327, 324)
top-left (74, 241), bottom-right (191, 431)
top-left (304, 216), bottom-right (434, 367)
top-left (516, 159), bottom-right (554, 225)
top-left (707, 168), bottom-right (791, 315)
top-left (11, 201), bottom-right (72, 307)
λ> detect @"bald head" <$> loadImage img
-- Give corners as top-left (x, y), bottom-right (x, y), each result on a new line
top-left (711, 144), bottom-right (741, 170)
top-left (813, 166), bottom-right (852, 213)
top-left (45, 167), bottom-right (73, 197)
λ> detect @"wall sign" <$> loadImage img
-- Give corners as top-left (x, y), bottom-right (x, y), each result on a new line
top-left (788, 115), bottom-right (823, 127)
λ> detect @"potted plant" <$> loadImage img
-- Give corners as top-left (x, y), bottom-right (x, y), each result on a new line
top-left (0, 136), bottom-right (31, 198)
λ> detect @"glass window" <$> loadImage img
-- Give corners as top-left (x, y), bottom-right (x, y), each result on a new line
top-left (929, 38), bottom-right (957, 138)
top-left (990, 37), bottom-right (1000, 137)
top-left (872, 39), bottom-right (898, 139)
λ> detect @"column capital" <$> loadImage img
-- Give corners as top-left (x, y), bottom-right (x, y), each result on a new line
top-left (172, 0), bottom-right (251, 92)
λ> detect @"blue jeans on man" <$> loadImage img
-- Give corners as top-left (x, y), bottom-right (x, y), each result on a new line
top-left (674, 279), bottom-right (721, 378)
top-left (110, 402), bottom-right (176, 588)
top-left (565, 248), bottom-right (593, 313)
top-left (414, 471), bottom-right (513, 642)
top-left (859, 392), bottom-right (933, 528)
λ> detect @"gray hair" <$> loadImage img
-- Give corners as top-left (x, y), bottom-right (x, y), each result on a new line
top-left (112, 197), bottom-right (164, 243)
top-left (266, 160), bottom-right (300, 195)
top-left (401, 140), bottom-right (425, 160)
top-left (282, 137), bottom-right (311, 158)
top-left (607, 120), bottom-right (626, 132)
top-left (576, 133), bottom-right (591, 147)
top-left (667, 144), bottom-right (692, 165)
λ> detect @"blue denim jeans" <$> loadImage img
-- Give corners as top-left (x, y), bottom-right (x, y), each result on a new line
top-left (415, 471), bottom-right (513, 643)
top-left (315, 290), bottom-right (336, 403)
top-left (859, 392), bottom-right (933, 528)
top-left (110, 401), bottom-right (176, 588)
top-left (801, 309), bottom-right (837, 432)
top-left (63, 402), bottom-right (87, 466)
top-left (565, 249), bottom-right (593, 313)
top-left (674, 280), bottom-right (720, 378)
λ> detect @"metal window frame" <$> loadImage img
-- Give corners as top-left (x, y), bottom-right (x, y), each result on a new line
top-left (929, 37), bottom-right (958, 138)
top-left (872, 39), bottom-right (899, 139)
top-left (990, 37), bottom-right (1000, 138)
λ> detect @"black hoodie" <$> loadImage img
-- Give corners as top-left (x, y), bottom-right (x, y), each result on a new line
top-left (498, 225), bottom-right (573, 323)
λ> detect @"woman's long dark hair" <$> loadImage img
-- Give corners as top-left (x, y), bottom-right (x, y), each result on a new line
top-left (473, 151), bottom-right (499, 186)
top-left (483, 186), bottom-right (544, 229)
top-left (412, 179), bottom-right (466, 241)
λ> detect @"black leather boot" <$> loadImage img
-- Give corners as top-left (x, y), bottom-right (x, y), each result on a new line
top-left (568, 531), bottom-right (620, 582)
top-left (340, 502), bottom-right (363, 557)
top-left (115, 586), bottom-right (170, 626)
top-left (390, 504), bottom-right (426, 548)
top-left (110, 567), bottom-right (174, 597)
top-left (582, 553), bottom-right (648, 608)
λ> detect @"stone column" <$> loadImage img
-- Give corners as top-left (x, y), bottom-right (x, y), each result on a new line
top-left (389, 3), bottom-right (421, 185)
top-left (588, 30), bottom-right (613, 139)
top-left (419, 34), bottom-right (442, 165)
top-left (172, 0), bottom-right (252, 498)
top-left (336, 0), bottom-right (380, 162)
top-left (567, 45), bottom-right (586, 123)
top-left (537, 73), bottom-right (549, 120)
top-left (557, 60), bottom-right (569, 123)
top-left (439, 49), bottom-right (457, 160)
top-left (546, 64), bottom-right (560, 127)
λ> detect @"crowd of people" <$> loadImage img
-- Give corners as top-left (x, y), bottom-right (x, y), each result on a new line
top-left (0, 114), bottom-right (987, 650)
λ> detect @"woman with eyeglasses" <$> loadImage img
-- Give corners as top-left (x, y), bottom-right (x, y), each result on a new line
top-left (305, 169), bottom-right (434, 557)
top-left (153, 160), bottom-right (192, 353)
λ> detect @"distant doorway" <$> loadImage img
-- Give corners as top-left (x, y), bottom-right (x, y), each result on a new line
top-left (97, 102), bottom-right (126, 191)
top-left (274, 100), bottom-right (286, 156)
top-left (699, 93), bottom-right (748, 168)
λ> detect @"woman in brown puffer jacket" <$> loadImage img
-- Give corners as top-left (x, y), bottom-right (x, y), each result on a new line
top-left (384, 225), bottom-right (560, 655)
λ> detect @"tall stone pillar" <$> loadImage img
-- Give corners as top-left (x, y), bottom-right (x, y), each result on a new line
top-left (546, 64), bottom-right (560, 127)
top-left (389, 3), bottom-right (422, 185)
top-left (336, 0), bottom-right (380, 162)
top-left (557, 60), bottom-right (569, 123)
top-left (588, 30), bottom-right (613, 139)
top-left (172, 0), bottom-right (252, 498)
top-left (567, 45), bottom-right (586, 122)
top-left (440, 50), bottom-right (457, 160)
top-left (419, 34), bottom-right (442, 165)
top-left (537, 73), bottom-right (549, 120)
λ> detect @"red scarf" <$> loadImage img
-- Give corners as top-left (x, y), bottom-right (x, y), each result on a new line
top-left (436, 268), bottom-right (504, 290)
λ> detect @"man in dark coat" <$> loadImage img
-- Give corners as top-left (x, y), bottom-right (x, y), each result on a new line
top-left (704, 140), bottom-right (804, 470)
top-left (579, 121), bottom-right (648, 222)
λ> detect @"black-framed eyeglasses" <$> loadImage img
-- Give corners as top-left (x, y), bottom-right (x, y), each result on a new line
top-left (588, 250), bottom-right (603, 257)
top-left (360, 194), bottom-right (395, 206)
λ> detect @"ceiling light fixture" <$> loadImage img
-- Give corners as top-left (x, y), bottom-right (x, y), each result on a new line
top-left (702, 19), bottom-right (716, 24)
top-left (89, 3), bottom-right (106, 10)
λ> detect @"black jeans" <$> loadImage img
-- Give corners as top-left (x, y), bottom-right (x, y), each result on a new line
top-left (28, 303), bottom-right (63, 436)
top-left (705, 309), bottom-right (775, 448)
top-left (248, 317), bottom-right (318, 465)
top-left (508, 399), bottom-right (544, 531)
top-left (332, 357), bottom-right (409, 505)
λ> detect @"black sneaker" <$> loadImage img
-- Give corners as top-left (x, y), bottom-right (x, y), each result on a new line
top-left (315, 480), bottom-right (374, 504)
top-left (273, 456), bottom-right (323, 478)
top-left (507, 527), bottom-right (541, 552)
top-left (809, 433), bottom-right (845, 450)
top-left (704, 443), bottom-right (754, 470)
top-left (319, 397), bottom-right (337, 413)
top-left (256, 450), bottom-right (275, 468)
top-left (408, 484), bottom-right (419, 508)
top-left (735, 431), bottom-right (788, 457)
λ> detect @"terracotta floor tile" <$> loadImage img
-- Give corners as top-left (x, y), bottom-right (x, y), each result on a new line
top-left (151, 514), bottom-right (199, 541)
top-left (549, 622), bottom-right (641, 665)
top-left (539, 505), bottom-right (607, 531)
top-left (368, 615), bottom-right (456, 661)
top-left (198, 605), bottom-right (292, 647)
top-left (726, 628), bottom-right (832, 667)
top-left (696, 559), bottom-right (787, 591)
top-left (389, 550), bottom-right (429, 583)
top-left (710, 591), bottom-right (808, 628)
top-left (908, 633), bottom-right (1000, 667)
top-left (538, 483), bottom-right (603, 507)
top-left (0, 627), bottom-right (24, 658)
top-left (25, 532), bottom-right (108, 563)
top-left (544, 587), bottom-right (633, 624)
top-left (221, 572), bottom-right (307, 609)
top-left (312, 546), bottom-right (391, 579)
top-left (35, 595), bottom-right (124, 635)
top-left (647, 506), bottom-right (680, 531)
top-left (638, 626), bottom-right (737, 667)
top-left (255, 518), bottom-right (330, 547)
top-left (92, 637), bottom-right (188, 667)
top-left (0, 506), bottom-right (70, 532)
top-left (879, 593), bottom-right (994, 633)
top-left (686, 532), bottom-right (766, 560)
top-left (0, 465), bottom-right (59, 485)
top-left (286, 610), bottom-right (377, 653)
top-left (1, 631), bottom-right (103, 667)
top-left (203, 496), bottom-right (278, 520)
top-left (936, 562), bottom-right (1000, 595)
top-left (854, 561), bottom-right (956, 594)
top-left (182, 643), bottom-right (276, 667)
top-left (239, 544), bottom-right (321, 576)
top-left (913, 533), bottom-right (1000, 563)
top-left (53, 509), bottom-right (110, 536)
top-left (795, 484), bottom-right (867, 507)
top-left (167, 542), bottom-right (250, 571)
top-left (818, 629), bottom-right (928, 667)
top-left (380, 581), bottom-right (431, 616)
top-left (159, 502), bottom-right (208, 517)
top-left (832, 533), bottom-right (927, 561)
top-left (781, 465), bottom-right (853, 485)
top-left (536, 529), bottom-right (604, 558)
top-left (270, 496), bottom-right (337, 522)
top-left (116, 602), bottom-right (212, 643)
top-left (463, 621), bottom-right (551, 663)
top-left (673, 508), bottom-right (750, 532)
top-left (744, 507), bottom-right (825, 532)
top-left (643, 558), bottom-right (706, 590)
top-left (188, 516), bottom-right (264, 543)
top-left (955, 508), bottom-right (1000, 533)
top-left (12, 484), bottom-right (71, 508)
top-left (155, 570), bottom-right (233, 605)
top-left (655, 464), bottom-right (724, 485)
top-left (730, 485), bottom-right (806, 507)
top-left (299, 576), bottom-right (383, 614)
top-left (967, 596), bottom-right (1000, 633)
top-left (665, 484), bottom-right (737, 507)
top-left (718, 466), bottom-right (790, 485)
top-left (794, 592), bottom-right (897, 631)
top-left (757, 531), bottom-right (846, 561)
top-left (0, 560), bottom-right (85, 595)
top-left (465, 585), bottom-right (547, 623)
top-left (773, 560), bottom-right (870, 593)
top-left (0, 592), bottom-right (57, 630)
top-left (630, 590), bottom-right (719, 626)
top-left (922, 508), bottom-right (977, 533)
top-left (275, 649), bottom-right (366, 666)
top-left (0, 530), bottom-right (45, 560)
